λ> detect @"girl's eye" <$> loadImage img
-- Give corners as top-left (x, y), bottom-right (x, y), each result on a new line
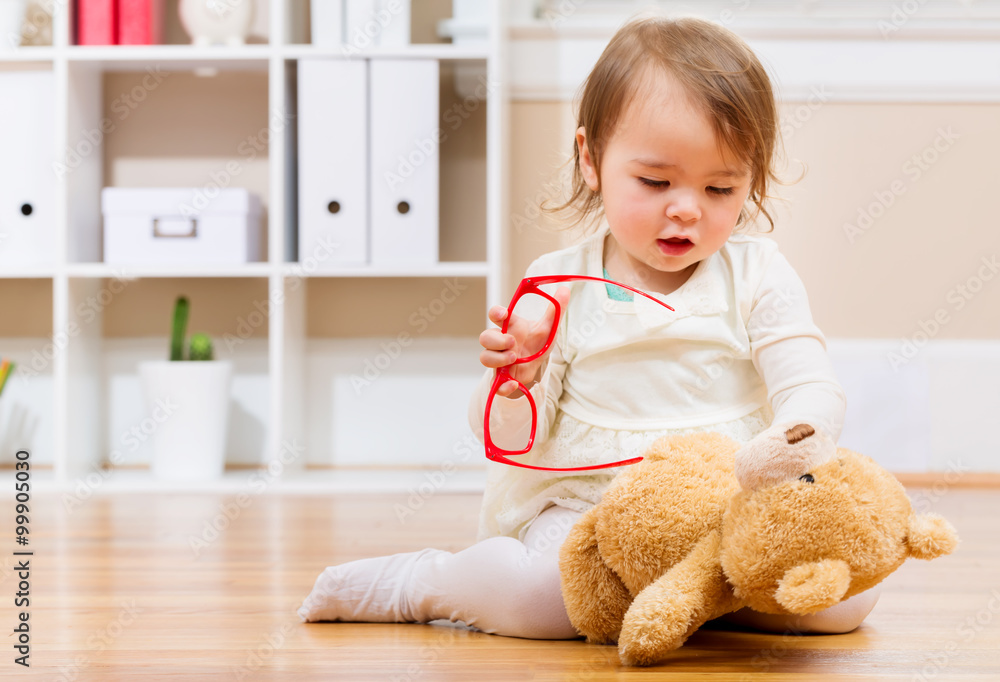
top-left (638, 178), bottom-right (735, 196)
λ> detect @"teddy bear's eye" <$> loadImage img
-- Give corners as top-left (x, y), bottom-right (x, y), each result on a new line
top-left (799, 473), bottom-right (815, 483)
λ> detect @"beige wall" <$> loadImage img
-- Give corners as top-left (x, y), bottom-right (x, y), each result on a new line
top-left (508, 100), bottom-right (1000, 340)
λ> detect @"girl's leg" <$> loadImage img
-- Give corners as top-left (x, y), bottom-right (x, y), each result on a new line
top-left (719, 584), bottom-right (882, 634)
top-left (297, 505), bottom-right (584, 640)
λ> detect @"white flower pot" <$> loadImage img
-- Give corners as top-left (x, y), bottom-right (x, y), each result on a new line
top-left (0, 0), bottom-right (27, 51)
top-left (139, 360), bottom-right (233, 480)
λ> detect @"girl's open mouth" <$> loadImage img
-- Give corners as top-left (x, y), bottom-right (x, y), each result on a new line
top-left (657, 238), bottom-right (694, 256)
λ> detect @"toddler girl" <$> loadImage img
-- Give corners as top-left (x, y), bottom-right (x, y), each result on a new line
top-left (298, 14), bottom-right (880, 640)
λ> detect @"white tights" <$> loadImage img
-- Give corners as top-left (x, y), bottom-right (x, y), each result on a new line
top-left (297, 505), bottom-right (584, 640)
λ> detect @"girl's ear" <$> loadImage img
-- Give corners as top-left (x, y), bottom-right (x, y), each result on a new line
top-left (576, 126), bottom-right (600, 192)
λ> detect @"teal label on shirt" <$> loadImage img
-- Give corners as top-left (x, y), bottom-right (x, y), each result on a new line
top-left (603, 268), bottom-right (634, 301)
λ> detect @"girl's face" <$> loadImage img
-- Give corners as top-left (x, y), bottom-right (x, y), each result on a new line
top-left (577, 70), bottom-right (752, 293)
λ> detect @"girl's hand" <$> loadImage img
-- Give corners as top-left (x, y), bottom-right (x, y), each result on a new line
top-left (478, 286), bottom-right (571, 398)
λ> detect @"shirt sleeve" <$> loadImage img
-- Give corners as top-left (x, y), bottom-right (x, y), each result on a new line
top-left (467, 258), bottom-right (569, 450)
top-left (748, 249), bottom-right (847, 442)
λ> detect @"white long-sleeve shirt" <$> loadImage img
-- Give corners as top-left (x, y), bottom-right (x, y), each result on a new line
top-left (469, 228), bottom-right (846, 541)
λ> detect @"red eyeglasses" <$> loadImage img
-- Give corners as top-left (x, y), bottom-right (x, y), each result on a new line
top-left (484, 274), bottom-right (675, 471)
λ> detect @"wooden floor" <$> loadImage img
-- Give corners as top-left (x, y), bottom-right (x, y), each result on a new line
top-left (1, 484), bottom-right (998, 681)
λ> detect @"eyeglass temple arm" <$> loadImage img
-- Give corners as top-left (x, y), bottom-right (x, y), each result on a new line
top-left (522, 275), bottom-right (674, 311)
top-left (486, 453), bottom-right (644, 472)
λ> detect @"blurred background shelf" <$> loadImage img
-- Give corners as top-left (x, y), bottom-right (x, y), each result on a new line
top-left (0, 0), bottom-right (507, 490)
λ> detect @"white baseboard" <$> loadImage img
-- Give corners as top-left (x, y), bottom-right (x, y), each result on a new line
top-left (829, 338), bottom-right (1000, 473)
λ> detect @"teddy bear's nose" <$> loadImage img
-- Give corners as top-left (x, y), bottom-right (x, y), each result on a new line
top-left (785, 424), bottom-right (815, 444)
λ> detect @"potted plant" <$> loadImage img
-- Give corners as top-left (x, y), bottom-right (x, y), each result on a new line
top-left (139, 296), bottom-right (233, 480)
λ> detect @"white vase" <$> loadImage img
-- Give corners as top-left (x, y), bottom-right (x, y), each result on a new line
top-left (139, 360), bottom-right (233, 480)
top-left (179, 0), bottom-right (254, 47)
top-left (0, 0), bottom-right (27, 51)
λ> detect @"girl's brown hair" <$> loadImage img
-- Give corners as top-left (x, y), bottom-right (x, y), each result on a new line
top-left (542, 14), bottom-right (793, 234)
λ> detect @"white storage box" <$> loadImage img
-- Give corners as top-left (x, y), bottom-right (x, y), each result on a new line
top-left (102, 187), bottom-right (263, 265)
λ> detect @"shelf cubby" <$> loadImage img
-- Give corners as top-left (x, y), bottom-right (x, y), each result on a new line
top-left (0, 279), bottom-right (55, 468)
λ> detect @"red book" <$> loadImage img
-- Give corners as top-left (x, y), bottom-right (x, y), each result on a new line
top-left (77, 0), bottom-right (116, 45)
top-left (117, 0), bottom-right (164, 45)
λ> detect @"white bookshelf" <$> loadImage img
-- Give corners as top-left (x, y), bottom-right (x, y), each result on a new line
top-left (0, 1), bottom-right (508, 491)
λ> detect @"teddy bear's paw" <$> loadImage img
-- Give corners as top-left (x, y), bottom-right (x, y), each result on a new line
top-left (617, 621), bottom-right (690, 667)
top-left (735, 422), bottom-right (836, 491)
top-left (617, 596), bottom-right (698, 666)
top-left (775, 559), bottom-right (851, 614)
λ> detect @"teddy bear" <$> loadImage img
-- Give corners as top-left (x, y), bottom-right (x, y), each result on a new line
top-left (558, 422), bottom-right (959, 667)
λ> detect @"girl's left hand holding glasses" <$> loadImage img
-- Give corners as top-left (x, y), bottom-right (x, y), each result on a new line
top-left (478, 287), bottom-right (571, 398)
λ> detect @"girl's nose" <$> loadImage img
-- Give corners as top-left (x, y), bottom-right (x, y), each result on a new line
top-left (665, 189), bottom-right (701, 223)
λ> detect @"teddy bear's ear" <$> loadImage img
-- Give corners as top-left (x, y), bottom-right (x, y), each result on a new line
top-left (905, 513), bottom-right (959, 560)
top-left (774, 559), bottom-right (851, 614)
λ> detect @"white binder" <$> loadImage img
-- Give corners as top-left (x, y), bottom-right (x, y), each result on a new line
top-left (369, 59), bottom-right (439, 265)
top-left (375, 0), bottom-right (411, 47)
top-left (298, 58), bottom-right (369, 267)
top-left (310, 0), bottom-right (344, 47)
top-left (344, 0), bottom-right (375, 49)
top-left (344, 0), bottom-right (409, 49)
top-left (0, 71), bottom-right (55, 267)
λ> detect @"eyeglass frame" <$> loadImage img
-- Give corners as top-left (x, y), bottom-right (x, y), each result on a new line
top-left (484, 274), bottom-right (676, 471)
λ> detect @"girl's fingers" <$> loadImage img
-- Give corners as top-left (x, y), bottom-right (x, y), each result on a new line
top-left (488, 305), bottom-right (509, 325)
top-left (496, 380), bottom-right (520, 397)
top-left (479, 328), bottom-right (515, 352)
top-left (480, 349), bottom-right (518, 369)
